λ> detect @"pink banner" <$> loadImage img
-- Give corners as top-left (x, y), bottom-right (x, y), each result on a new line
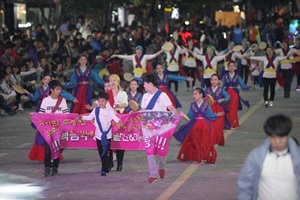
top-left (30, 111), bottom-right (181, 159)
top-left (111, 112), bottom-right (145, 150)
top-left (30, 113), bottom-right (97, 159)
top-left (140, 111), bottom-right (181, 157)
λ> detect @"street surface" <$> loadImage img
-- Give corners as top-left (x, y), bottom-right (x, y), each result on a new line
top-left (0, 79), bottom-right (299, 200)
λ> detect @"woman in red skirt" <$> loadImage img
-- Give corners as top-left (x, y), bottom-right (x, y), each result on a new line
top-left (222, 61), bottom-right (251, 128)
top-left (174, 88), bottom-right (224, 163)
top-left (206, 74), bottom-right (230, 146)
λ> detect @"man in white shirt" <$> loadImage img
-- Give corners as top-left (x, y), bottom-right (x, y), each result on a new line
top-left (141, 73), bottom-right (177, 183)
top-left (237, 114), bottom-right (300, 200)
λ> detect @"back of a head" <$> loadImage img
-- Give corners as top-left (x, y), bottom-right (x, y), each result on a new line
top-left (264, 114), bottom-right (292, 137)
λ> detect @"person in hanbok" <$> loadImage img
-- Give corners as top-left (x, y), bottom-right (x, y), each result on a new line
top-left (155, 64), bottom-right (193, 108)
top-left (27, 74), bottom-right (76, 161)
top-left (174, 88), bottom-right (224, 163)
top-left (187, 46), bottom-right (230, 87)
top-left (109, 46), bottom-right (163, 79)
top-left (249, 46), bottom-right (297, 107)
top-left (206, 74), bottom-right (230, 146)
top-left (222, 61), bottom-right (250, 128)
top-left (125, 79), bottom-right (142, 113)
top-left (64, 55), bottom-right (104, 114)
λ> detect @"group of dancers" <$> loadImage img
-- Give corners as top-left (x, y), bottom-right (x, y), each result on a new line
top-left (27, 36), bottom-right (300, 180)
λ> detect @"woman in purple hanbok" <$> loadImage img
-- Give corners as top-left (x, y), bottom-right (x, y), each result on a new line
top-left (174, 88), bottom-right (224, 163)
top-left (206, 74), bottom-right (230, 146)
top-left (64, 55), bottom-right (104, 114)
top-left (222, 61), bottom-right (250, 128)
top-left (156, 64), bottom-right (193, 108)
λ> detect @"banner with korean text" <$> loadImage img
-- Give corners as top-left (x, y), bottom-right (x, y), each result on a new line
top-left (30, 111), bottom-right (181, 159)
top-left (140, 111), bottom-right (181, 157)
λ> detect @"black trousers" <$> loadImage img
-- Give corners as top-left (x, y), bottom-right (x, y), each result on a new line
top-left (297, 62), bottom-right (300, 86)
top-left (239, 64), bottom-right (249, 84)
top-left (281, 69), bottom-right (292, 93)
top-left (96, 138), bottom-right (111, 173)
top-left (183, 66), bottom-right (196, 88)
top-left (253, 75), bottom-right (259, 85)
top-left (167, 71), bottom-right (179, 92)
top-left (116, 150), bottom-right (124, 167)
top-left (262, 78), bottom-right (277, 101)
top-left (44, 141), bottom-right (59, 168)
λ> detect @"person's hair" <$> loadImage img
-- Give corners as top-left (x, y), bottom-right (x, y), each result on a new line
top-left (193, 87), bottom-right (206, 98)
top-left (227, 60), bottom-right (236, 67)
top-left (143, 73), bottom-right (158, 87)
top-left (42, 74), bottom-right (51, 80)
top-left (263, 114), bottom-right (292, 137)
top-left (48, 79), bottom-right (62, 91)
top-left (109, 74), bottom-right (123, 91)
top-left (130, 79), bottom-right (139, 85)
top-left (98, 91), bottom-right (109, 101)
top-left (266, 46), bottom-right (275, 54)
top-left (210, 73), bottom-right (220, 80)
top-left (4, 42), bottom-right (14, 50)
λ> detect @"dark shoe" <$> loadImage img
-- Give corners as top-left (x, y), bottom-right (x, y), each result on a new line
top-left (147, 177), bottom-right (157, 183)
top-left (101, 171), bottom-right (106, 176)
top-left (286, 93), bottom-right (290, 98)
top-left (44, 167), bottom-right (51, 177)
top-left (116, 165), bottom-right (123, 171)
top-left (8, 110), bottom-right (17, 116)
top-left (158, 169), bottom-right (165, 179)
top-left (50, 167), bottom-right (58, 176)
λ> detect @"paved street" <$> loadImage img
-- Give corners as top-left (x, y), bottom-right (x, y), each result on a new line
top-left (0, 80), bottom-right (299, 200)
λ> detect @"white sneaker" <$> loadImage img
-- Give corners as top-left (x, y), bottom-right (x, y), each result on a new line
top-left (113, 152), bottom-right (116, 161)
top-left (264, 101), bottom-right (269, 108)
top-left (269, 101), bottom-right (274, 107)
top-left (18, 104), bottom-right (24, 111)
top-left (296, 86), bottom-right (300, 92)
top-left (0, 109), bottom-right (5, 116)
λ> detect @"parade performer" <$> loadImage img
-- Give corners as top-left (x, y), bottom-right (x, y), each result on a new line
top-left (206, 74), bottom-right (230, 145)
top-left (174, 88), bottom-right (224, 163)
top-left (239, 38), bottom-right (251, 84)
top-left (64, 55), bottom-right (104, 114)
top-left (292, 37), bottom-right (300, 91)
top-left (181, 37), bottom-right (203, 91)
top-left (125, 79), bottom-right (142, 113)
top-left (275, 39), bottom-right (298, 98)
top-left (38, 80), bottom-right (69, 177)
top-left (155, 64), bottom-right (193, 108)
top-left (249, 46), bottom-right (296, 107)
top-left (27, 74), bottom-right (76, 161)
top-left (222, 61), bottom-right (250, 128)
top-left (216, 41), bottom-right (244, 77)
top-left (110, 46), bottom-right (163, 79)
top-left (79, 91), bottom-right (121, 176)
top-left (189, 46), bottom-right (229, 87)
top-left (106, 74), bottom-right (128, 172)
top-left (141, 73), bottom-right (177, 183)
top-left (164, 41), bottom-right (184, 95)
